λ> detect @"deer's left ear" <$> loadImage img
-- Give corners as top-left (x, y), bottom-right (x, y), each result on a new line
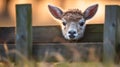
top-left (83, 4), bottom-right (98, 20)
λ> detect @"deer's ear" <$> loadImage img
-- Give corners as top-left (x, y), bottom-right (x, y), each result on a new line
top-left (48, 4), bottom-right (63, 20)
top-left (83, 4), bottom-right (98, 20)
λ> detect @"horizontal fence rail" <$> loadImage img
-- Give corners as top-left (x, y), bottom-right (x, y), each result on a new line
top-left (0, 24), bottom-right (103, 44)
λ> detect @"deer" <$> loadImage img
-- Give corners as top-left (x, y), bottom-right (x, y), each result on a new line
top-left (48, 4), bottom-right (98, 40)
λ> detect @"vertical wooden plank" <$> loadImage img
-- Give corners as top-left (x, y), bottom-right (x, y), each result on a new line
top-left (16, 4), bottom-right (32, 66)
top-left (116, 7), bottom-right (120, 49)
top-left (116, 5), bottom-right (120, 63)
top-left (103, 5), bottom-right (120, 65)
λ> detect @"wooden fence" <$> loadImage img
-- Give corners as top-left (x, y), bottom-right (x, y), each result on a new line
top-left (0, 24), bottom-right (103, 62)
top-left (0, 4), bottom-right (120, 64)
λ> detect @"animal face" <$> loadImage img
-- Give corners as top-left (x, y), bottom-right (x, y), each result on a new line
top-left (48, 4), bottom-right (98, 40)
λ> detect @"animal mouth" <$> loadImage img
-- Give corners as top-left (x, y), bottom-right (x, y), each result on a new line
top-left (65, 33), bottom-right (84, 40)
top-left (67, 35), bottom-right (79, 40)
top-left (69, 35), bottom-right (75, 39)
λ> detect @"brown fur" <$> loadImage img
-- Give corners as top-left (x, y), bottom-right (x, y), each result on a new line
top-left (62, 9), bottom-right (83, 22)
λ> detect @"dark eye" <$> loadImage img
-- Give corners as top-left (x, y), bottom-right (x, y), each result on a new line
top-left (79, 22), bottom-right (84, 26)
top-left (62, 22), bottom-right (67, 26)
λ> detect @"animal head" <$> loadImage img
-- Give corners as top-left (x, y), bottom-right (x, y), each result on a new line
top-left (48, 4), bottom-right (98, 40)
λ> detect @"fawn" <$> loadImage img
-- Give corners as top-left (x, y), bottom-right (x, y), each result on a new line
top-left (48, 4), bottom-right (98, 40)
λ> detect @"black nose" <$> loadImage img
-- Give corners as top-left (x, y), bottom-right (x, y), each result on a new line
top-left (68, 31), bottom-right (76, 35)
top-left (68, 31), bottom-right (76, 39)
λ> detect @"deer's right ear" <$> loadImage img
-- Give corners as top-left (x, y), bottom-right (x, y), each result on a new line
top-left (48, 4), bottom-right (63, 20)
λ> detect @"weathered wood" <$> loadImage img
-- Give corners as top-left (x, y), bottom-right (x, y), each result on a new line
top-left (0, 24), bottom-right (103, 43)
top-left (0, 27), bottom-right (15, 43)
top-left (103, 5), bottom-right (120, 64)
top-left (16, 4), bottom-right (32, 65)
top-left (0, 27), bottom-right (14, 43)
top-left (116, 5), bottom-right (120, 63)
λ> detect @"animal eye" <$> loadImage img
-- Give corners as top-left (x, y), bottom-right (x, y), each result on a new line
top-left (62, 22), bottom-right (67, 26)
top-left (79, 22), bottom-right (84, 26)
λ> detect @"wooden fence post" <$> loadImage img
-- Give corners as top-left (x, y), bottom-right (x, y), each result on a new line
top-left (16, 4), bottom-right (32, 66)
top-left (116, 5), bottom-right (120, 64)
top-left (103, 5), bottom-right (120, 65)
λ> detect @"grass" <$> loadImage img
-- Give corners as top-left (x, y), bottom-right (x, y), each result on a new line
top-left (0, 44), bottom-right (120, 67)
top-left (0, 61), bottom-right (120, 67)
